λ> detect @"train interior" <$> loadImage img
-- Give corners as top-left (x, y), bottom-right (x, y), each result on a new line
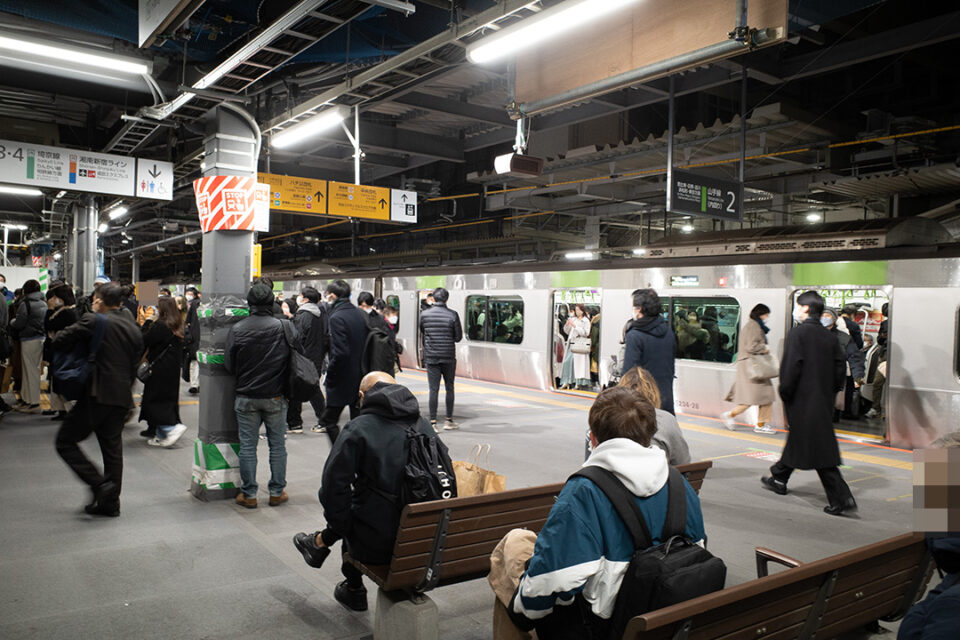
top-left (552, 288), bottom-right (602, 392)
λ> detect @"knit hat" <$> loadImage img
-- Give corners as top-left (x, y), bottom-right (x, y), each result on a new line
top-left (247, 283), bottom-right (274, 307)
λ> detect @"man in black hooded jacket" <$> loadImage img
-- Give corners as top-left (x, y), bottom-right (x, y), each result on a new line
top-left (622, 289), bottom-right (676, 414)
top-left (292, 372), bottom-right (455, 612)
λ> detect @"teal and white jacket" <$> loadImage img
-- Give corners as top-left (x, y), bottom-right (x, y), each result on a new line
top-left (510, 438), bottom-right (706, 623)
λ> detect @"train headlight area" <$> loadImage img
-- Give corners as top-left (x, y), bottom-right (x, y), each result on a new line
top-left (0, 1), bottom-right (958, 637)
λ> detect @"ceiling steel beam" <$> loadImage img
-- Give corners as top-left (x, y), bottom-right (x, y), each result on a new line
top-left (391, 92), bottom-right (514, 127)
top-left (273, 120), bottom-right (464, 162)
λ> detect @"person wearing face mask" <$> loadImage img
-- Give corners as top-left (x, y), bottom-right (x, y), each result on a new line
top-left (43, 283), bottom-right (79, 420)
top-left (622, 289), bottom-right (676, 414)
top-left (313, 280), bottom-right (368, 442)
top-left (762, 290), bottom-right (856, 516)
top-left (821, 308), bottom-right (866, 421)
top-left (420, 291), bottom-right (435, 311)
top-left (357, 291), bottom-right (399, 376)
top-left (722, 303), bottom-right (776, 434)
top-left (182, 286), bottom-right (201, 395)
top-left (286, 287), bottom-right (327, 435)
top-left (292, 371), bottom-right (456, 613)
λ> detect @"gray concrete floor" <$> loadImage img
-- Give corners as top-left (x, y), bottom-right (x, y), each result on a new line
top-left (0, 372), bottom-right (915, 639)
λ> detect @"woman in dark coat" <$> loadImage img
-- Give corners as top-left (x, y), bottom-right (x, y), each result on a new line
top-left (762, 290), bottom-right (857, 516)
top-left (43, 284), bottom-right (79, 420)
top-left (141, 296), bottom-right (188, 447)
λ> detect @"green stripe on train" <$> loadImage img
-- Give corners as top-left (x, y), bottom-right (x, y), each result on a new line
top-left (551, 270), bottom-right (600, 288)
top-left (793, 261), bottom-right (887, 286)
top-left (416, 275), bottom-right (447, 290)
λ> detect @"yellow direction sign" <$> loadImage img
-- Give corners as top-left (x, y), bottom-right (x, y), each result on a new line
top-left (259, 172), bottom-right (327, 214)
top-left (328, 181), bottom-right (390, 220)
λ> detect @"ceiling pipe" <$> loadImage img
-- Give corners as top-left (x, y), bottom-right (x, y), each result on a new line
top-left (109, 230), bottom-right (202, 258)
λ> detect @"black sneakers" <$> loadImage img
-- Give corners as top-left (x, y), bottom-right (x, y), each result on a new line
top-left (85, 481), bottom-right (120, 517)
top-left (334, 580), bottom-right (368, 612)
top-left (824, 498), bottom-right (858, 516)
top-left (293, 532), bottom-right (331, 568)
top-left (761, 476), bottom-right (788, 496)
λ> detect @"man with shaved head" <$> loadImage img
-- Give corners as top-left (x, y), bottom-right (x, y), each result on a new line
top-left (293, 372), bottom-right (454, 612)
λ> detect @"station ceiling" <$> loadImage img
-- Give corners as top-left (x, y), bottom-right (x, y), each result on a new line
top-left (0, 0), bottom-right (958, 279)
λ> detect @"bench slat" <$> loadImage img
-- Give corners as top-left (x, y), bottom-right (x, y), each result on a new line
top-left (395, 504), bottom-right (554, 546)
top-left (394, 514), bottom-right (551, 558)
top-left (397, 492), bottom-right (559, 533)
top-left (382, 555), bottom-right (490, 592)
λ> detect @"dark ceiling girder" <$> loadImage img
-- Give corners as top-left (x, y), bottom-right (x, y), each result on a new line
top-left (391, 92), bottom-right (515, 128)
top-left (276, 119), bottom-right (464, 162)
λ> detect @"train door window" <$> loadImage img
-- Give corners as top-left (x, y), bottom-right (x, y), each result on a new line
top-left (668, 297), bottom-right (740, 363)
top-left (385, 294), bottom-right (400, 331)
top-left (466, 296), bottom-right (525, 344)
top-left (790, 288), bottom-right (889, 438)
top-left (552, 289), bottom-right (602, 391)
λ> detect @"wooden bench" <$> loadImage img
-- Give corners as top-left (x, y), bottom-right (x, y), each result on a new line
top-left (622, 532), bottom-right (934, 640)
top-left (348, 459), bottom-right (713, 597)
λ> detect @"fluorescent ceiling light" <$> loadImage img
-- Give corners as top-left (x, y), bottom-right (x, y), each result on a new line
top-left (467, 0), bottom-right (643, 64)
top-left (565, 251), bottom-right (594, 260)
top-left (108, 206), bottom-right (129, 220)
top-left (0, 33), bottom-right (149, 75)
top-left (806, 213), bottom-right (822, 222)
top-left (681, 224), bottom-right (694, 233)
top-left (271, 106), bottom-right (350, 149)
top-left (0, 184), bottom-right (43, 196)
top-left (53, 252), bottom-right (62, 260)
top-left (97, 223), bottom-right (109, 234)
top-left (2, 223), bottom-right (27, 230)
top-left (633, 248), bottom-right (647, 256)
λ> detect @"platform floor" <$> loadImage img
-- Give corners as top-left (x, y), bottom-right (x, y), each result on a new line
top-left (0, 371), bottom-right (917, 639)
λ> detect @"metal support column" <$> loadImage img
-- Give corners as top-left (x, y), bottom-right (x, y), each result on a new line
top-left (740, 63), bottom-right (748, 229)
top-left (131, 253), bottom-right (141, 283)
top-left (73, 197), bottom-right (99, 293)
top-left (190, 106), bottom-right (259, 502)
top-left (665, 75), bottom-right (675, 238)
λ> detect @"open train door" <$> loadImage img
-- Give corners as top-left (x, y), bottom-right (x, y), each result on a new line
top-left (415, 289), bottom-right (433, 368)
top-left (551, 288), bottom-right (602, 393)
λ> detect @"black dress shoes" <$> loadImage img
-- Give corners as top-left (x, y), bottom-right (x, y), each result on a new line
top-left (85, 481), bottom-right (120, 517)
top-left (761, 476), bottom-right (788, 495)
top-left (824, 498), bottom-right (858, 516)
top-left (334, 580), bottom-right (368, 612)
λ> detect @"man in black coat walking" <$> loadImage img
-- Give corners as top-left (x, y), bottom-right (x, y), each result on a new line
top-left (313, 279), bottom-right (368, 443)
top-left (53, 282), bottom-right (144, 517)
top-left (419, 287), bottom-right (463, 430)
top-left (762, 290), bottom-right (857, 516)
top-left (287, 286), bottom-right (327, 434)
top-left (622, 289), bottom-right (676, 414)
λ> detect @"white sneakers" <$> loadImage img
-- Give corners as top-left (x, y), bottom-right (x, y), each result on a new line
top-left (720, 411), bottom-right (736, 430)
top-left (754, 424), bottom-right (776, 434)
top-left (442, 418), bottom-right (459, 431)
top-left (147, 424), bottom-right (188, 448)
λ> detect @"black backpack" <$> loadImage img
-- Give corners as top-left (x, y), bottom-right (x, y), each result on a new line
top-left (570, 466), bottom-right (727, 639)
top-left (400, 423), bottom-right (457, 504)
top-left (362, 326), bottom-right (396, 375)
top-left (51, 314), bottom-right (107, 402)
top-left (280, 319), bottom-right (320, 402)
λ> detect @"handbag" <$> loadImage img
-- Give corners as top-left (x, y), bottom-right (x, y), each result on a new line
top-left (452, 444), bottom-right (506, 497)
top-left (280, 319), bottom-right (320, 402)
top-left (569, 336), bottom-right (591, 355)
top-left (747, 352), bottom-right (779, 381)
top-left (137, 341), bottom-right (173, 383)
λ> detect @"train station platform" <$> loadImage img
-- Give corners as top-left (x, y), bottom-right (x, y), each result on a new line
top-left (0, 373), bottom-right (916, 639)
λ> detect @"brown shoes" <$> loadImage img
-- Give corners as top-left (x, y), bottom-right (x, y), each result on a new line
top-left (235, 493), bottom-right (257, 509)
top-left (269, 491), bottom-right (289, 507)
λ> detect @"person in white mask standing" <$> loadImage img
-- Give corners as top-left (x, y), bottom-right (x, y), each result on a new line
top-left (357, 291), bottom-right (400, 376)
top-left (183, 286), bottom-right (201, 395)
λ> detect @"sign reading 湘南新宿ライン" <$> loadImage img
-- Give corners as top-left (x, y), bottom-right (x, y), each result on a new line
top-left (0, 138), bottom-right (171, 200)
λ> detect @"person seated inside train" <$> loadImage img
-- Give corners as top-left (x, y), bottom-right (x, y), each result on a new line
top-left (677, 311), bottom-right (709, 360)
top-left (701, 306), bottom-right (721, 359)
top-left (493, 324), bottom-right (511, 343)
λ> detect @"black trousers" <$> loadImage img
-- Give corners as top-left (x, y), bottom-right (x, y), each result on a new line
top-left (426, 360), bottom-right (456, 421)
top-left (55, 398), bottom-right (128, 501)
top-left (287, 387), bottom-right (326, 427)
top-left (319, 527), bottom-right (367, 589)
top-left (770, 461), bottom-right (854, 507)
top-left (319, 402), bottom-right (359, 444)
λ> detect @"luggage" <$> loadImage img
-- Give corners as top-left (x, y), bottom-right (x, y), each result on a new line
top-left (51, 315), bottom-right (106, 401)
top-left (453, 444), bottom-right (507, 497)
top-left (280, 320), bottom-right (320, 402)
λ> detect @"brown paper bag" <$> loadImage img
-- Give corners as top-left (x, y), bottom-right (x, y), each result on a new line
top-left (453, 444), bottom-right (506, 497)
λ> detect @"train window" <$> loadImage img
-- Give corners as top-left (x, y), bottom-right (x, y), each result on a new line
top-left (668, 297), bottom-right (740, 363)
top-left (385, 295), bottom-right (400, 331)
top-left (552, 289), bottom-right (602, 391)
top-left (466, 295), bottom-right (524, 344)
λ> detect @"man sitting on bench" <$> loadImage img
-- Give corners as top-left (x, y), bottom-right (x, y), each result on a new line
top-left (502, 387), bottom-right (707, 638)
top-left (292, 371), bottom-right (454, 612)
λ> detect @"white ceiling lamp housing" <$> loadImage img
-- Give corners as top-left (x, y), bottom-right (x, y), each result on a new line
top-left (681, 224), bottom-right (694, 233)
top-left (466, 0), bottom-right (643, 64)
top-left (108, 206), bottom-right (129, 220)
top-left (0, 31), bottom-right (150, 76)
top-left (0, 184), bottom-right (43, 196)
top-left (97, 223), bottom-right (109, 234)
top-left (633, 248), bottom-right (647, 256)
top-left (806, 212), bottom-right (822, 223)
top-left (271, 106), bottom-right (350, 149)
top-left (565, 251), bottom-right (595, 260)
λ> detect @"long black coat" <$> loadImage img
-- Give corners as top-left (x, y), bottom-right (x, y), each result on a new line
top-left (778, 317), bottom-right (846, 469)
top-left (140, 321), bottom-right (182, 426)
top-left (325, 300), bottom-right (369, 407)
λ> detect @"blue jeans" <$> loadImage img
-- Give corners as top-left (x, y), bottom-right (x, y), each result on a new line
top-left (235, 395), bottom-right (287, 498)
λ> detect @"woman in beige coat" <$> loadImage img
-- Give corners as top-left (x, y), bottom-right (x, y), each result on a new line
top-left (722, 303), bottom-right (777, 433)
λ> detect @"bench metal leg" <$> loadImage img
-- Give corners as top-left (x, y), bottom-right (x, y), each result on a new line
top-left (373, 588), bottom-right (439, 640)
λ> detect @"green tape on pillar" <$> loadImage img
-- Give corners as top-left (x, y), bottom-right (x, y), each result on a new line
top-left (191, 439), bottom-right (241, 491)
top-left (225, 307), bottom-right (249, 317)
top-left (38, 268), bottom-right (48, 292)
top-left (197, 352), bottom-right (225, 365)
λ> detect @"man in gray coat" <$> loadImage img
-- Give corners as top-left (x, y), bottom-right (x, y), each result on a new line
top-left (762, 290), bottom-right (856, 516)
top-left (419, 287), bottom-right (462, 430)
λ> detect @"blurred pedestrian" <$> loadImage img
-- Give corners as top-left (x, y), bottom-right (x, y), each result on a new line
top-left (11, 279), bottom-right (45, 412)
top-left (140, 296), bottom-right (188, 447)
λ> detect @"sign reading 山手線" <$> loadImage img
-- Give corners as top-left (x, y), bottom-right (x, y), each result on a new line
top-left (670, 169), bottom-right (743, 222)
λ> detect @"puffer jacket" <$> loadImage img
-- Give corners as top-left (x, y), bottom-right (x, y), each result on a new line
top-left (293, 302), bottom-right (328, 367)
top-left (623, 315), bottom-right (676, 414)
top-left (224, 308), bottom-right (291, 398)
top-left (419, 302), bottom-right (463, 364)
top-left (320, 382), bottom-right (454, 563)
top-left (11, 290), bottom-right (46, 340)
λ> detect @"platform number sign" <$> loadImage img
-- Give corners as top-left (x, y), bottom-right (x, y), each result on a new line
top-left (670, 170), bottom-right (743, 223)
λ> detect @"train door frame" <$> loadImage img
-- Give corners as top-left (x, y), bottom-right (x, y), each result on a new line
top-left (414, 289), bottom-right (433, 368)
top-left (550, 287), bottom-right (603, 395)
top-left (787, 285), bottom-right (893, 441)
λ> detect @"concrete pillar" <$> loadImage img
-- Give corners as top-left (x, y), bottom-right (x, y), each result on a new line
top-left (189, 106), bottom-right (258, 501)
top-left (72, 197), bottom-right (99, 293)
top-left (131, 253), bottom-right (141, 283)
top-left (373, 589), bottom-right (439, 640)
